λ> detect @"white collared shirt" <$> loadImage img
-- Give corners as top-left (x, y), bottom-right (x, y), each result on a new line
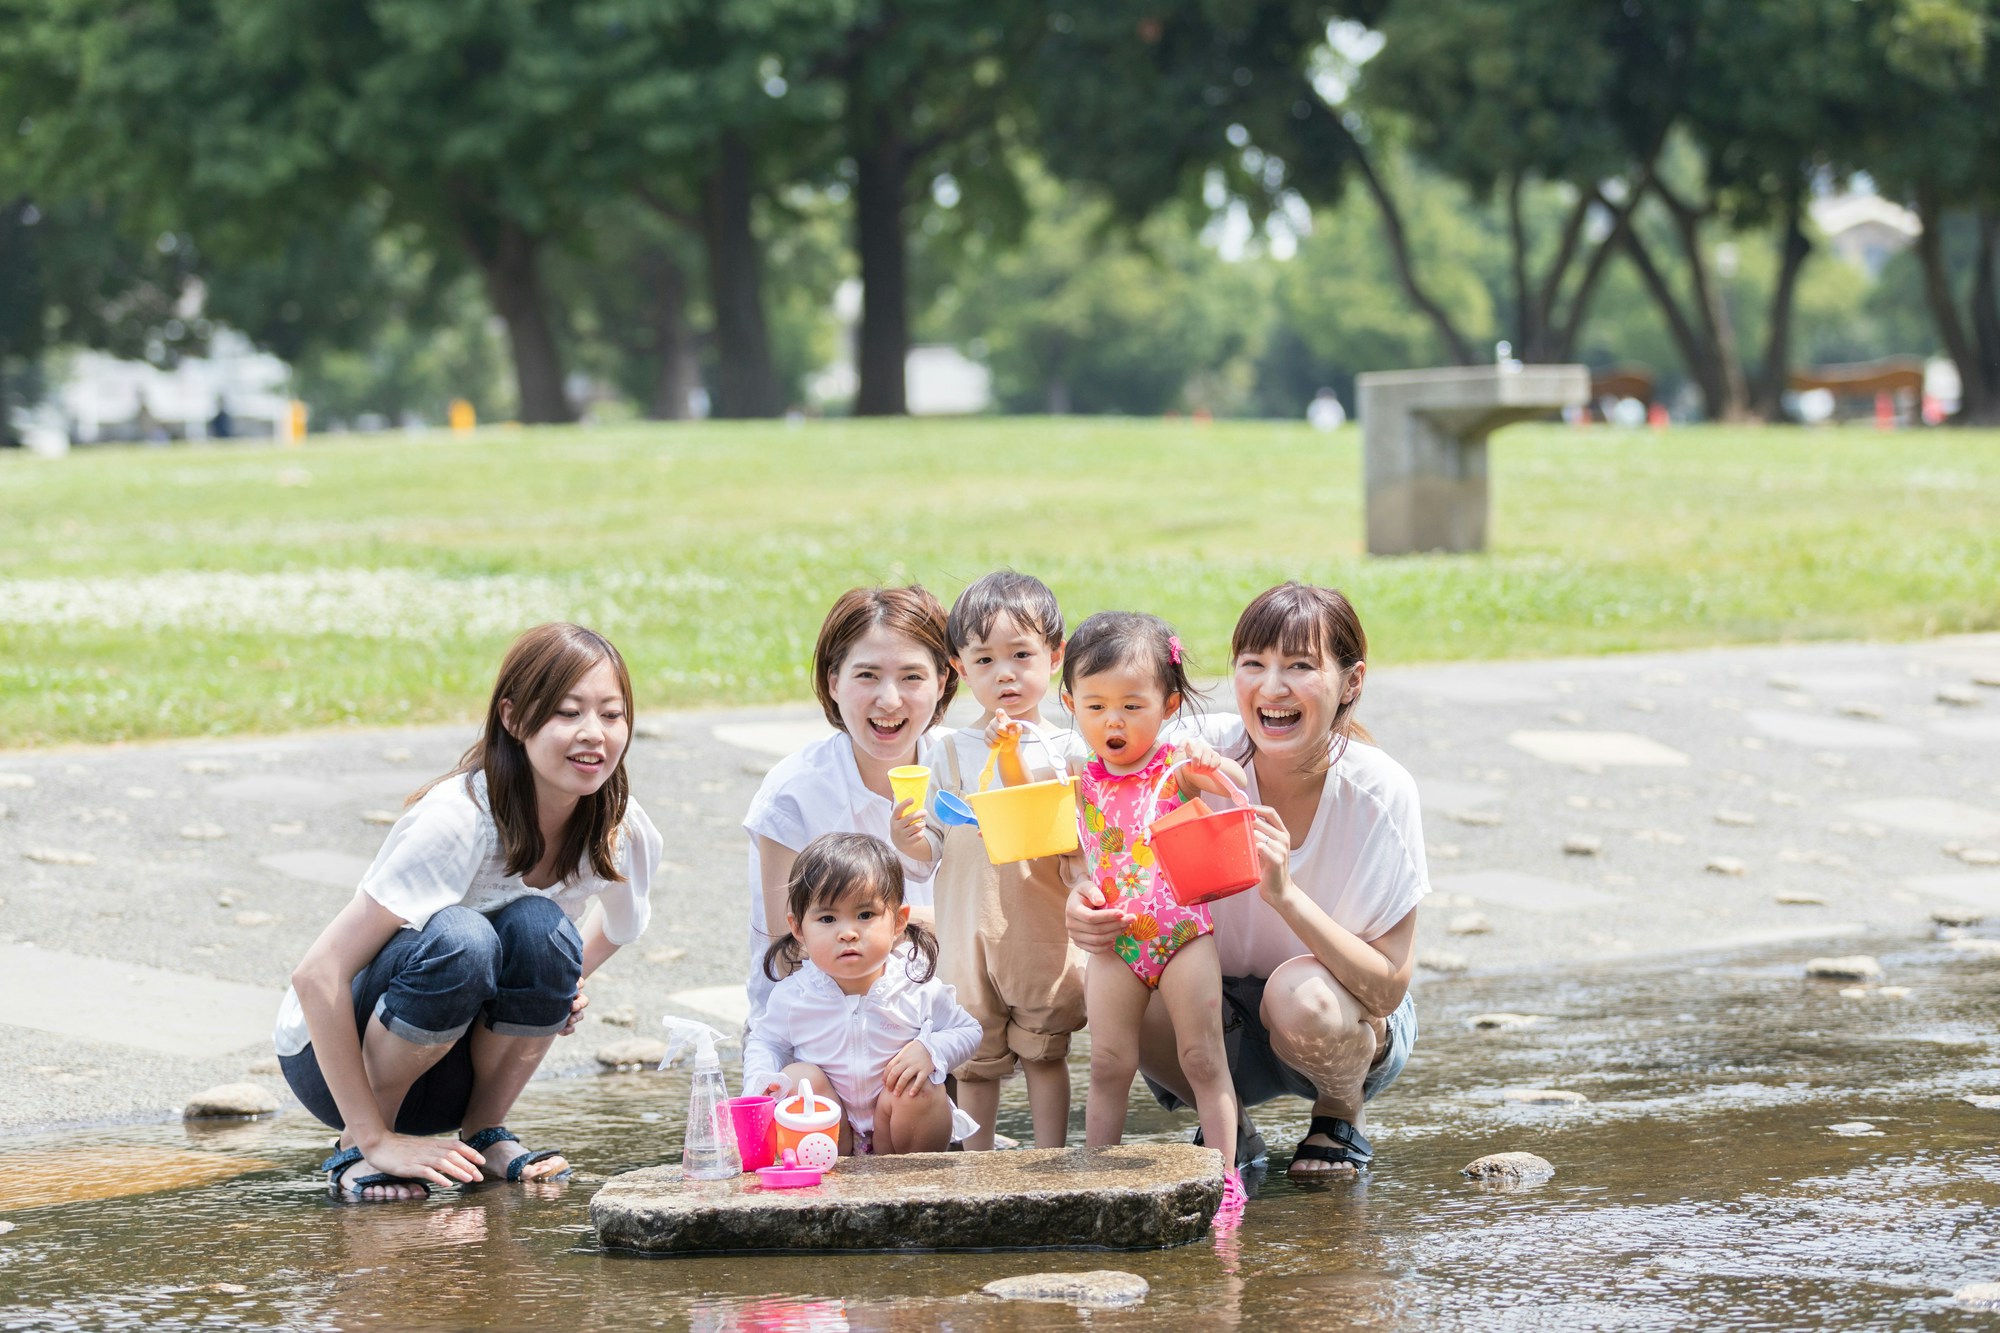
top-left (741, 944), bottom-right (981, 1133)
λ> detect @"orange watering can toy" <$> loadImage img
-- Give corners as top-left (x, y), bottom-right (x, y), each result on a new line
top-left (1141, 759), bottom-right (1262, 907)
top-left (773, 1079), bottom-right (842, 1172)
top-left (963, 720), bottom-right (1080, 865)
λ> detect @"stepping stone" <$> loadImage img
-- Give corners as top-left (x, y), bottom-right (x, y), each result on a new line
top-left (1562, 834), bottom-right (1602, 857)
top-left (258, 850), bottom-right (373, 889)
top-left (1506, 731), bottom-right (1690, 768)
top-left (591, 1144), bottom-right (1223, 1254)
top-left (360, 810), bottom-right (399, 826)
top-left (179, 822), bottom-right (227, 840)
top-left (1448, 912), bottom-right (1493, 935)
top-left (1744, 710), bottom-right (1920, 750)
top-left (1844, 798), bottom-right (2000, 841)
top-left (1953, 1283), bottom-right (2000, 1311)
top-left (711, 720), bottom-right (832, 758)
top-left (1932, 906), bottom-right (1985, 927)
top-left (982, 1270), bottom-right (1149, 1308)
top-left (1837, 701), bottom-right (1885, 720)
top-left (1419, 950), bottom-right (1470, 974)
top-left (23, 848), bottom-right (95, 865)
top-left (1714, 810), bottom-right (1757, 827)
top-left (1705, 856), bottom-right (1747, 876)
top-left (0, 942), bottom-right (279, 1056)
top-left (182, 1082), bottom-right (280, 1118)
top-left (1937, 685), bottom-right (1981, 707)
top-left (1436, 871), bottom-right (1616, 913)
top-left (596, 1038), bottom-right (667, 1069)
top-left (1805, 955), bottom-right (1883, 981)
top-left (1447, 809), bottom-right (1503, 828)
top-left (1776, 892), bottom-right (1826, 906)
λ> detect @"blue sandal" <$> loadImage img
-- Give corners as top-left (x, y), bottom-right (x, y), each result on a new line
top-left (322, 1145), bottom-right (433, 1201)
top-left (463, 1126), bottom-right (571, 1182)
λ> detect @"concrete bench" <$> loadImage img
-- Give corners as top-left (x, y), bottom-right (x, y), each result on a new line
top-left (1357, 364), bottom-right (1589, 555)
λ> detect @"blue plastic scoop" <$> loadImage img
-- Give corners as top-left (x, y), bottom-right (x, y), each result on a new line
top-left (934, 790), bottom-right (980, 827)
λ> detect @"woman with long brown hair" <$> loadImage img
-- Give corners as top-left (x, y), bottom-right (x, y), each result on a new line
top-left (276, 623), bottom-right (663, 1200)
top-left (1066, 583), bottom-right (1427, 1180)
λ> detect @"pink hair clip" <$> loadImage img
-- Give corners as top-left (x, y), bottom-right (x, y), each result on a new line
top-left (1167, 635), bottom-right (1183, 665)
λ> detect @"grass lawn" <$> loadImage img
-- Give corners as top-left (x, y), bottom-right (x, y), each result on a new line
top-left (2, 417), bottom-right (1995, 748)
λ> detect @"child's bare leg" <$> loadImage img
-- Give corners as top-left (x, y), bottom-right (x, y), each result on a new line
top-left (1157, 935), bottom-right (1238, 1166)
top-left (872, 1077), bottom-right (952, 1154)
top-left (957, 1077), bottom-right (1002, 1151)
top-left (1021, 1056), bottom-right (1071, 1149)
top-left (1084, 953), bottom-right (1152, 1147)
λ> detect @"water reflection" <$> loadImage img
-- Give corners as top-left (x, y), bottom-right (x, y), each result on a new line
top-left (2, 935), bottom-right (1998, 1330)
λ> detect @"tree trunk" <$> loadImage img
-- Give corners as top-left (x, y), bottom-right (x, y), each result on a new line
top-left (640, 247), bottom-right (699, 421)
top-left (1345, 140), bottom-right (1475, 366)
top-left (700, 132), bottom-right (781, 419)
top-left (1661, 189), bottom-right (1748, 421)
top-left (1971, 208), bottom-right (2000, 419)
top-left (1751, 191), bottom-right (1812, 422)
top-left (1506, 175), bottom-right (1535, 358)
top-left (853, 103), bottom-right (911, 417)
top-left (471, 219), bottom-right (574, 425)
top-left (1912, 187), bottom-right (1990, 423)
top-left (1619, 221), bottom-right (1728, 419)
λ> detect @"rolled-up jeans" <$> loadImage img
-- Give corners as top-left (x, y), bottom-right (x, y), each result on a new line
top-left (282, 896), bottom-right (583, 1135)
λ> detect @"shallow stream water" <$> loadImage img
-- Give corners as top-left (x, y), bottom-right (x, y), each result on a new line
top-left (3, 933), bottom-right (1998, 1331)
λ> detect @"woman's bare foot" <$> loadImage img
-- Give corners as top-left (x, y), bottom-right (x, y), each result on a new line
top-left (328, 1149), bottom-right (431, 1201)
top-left (463, 1132), bottom-right (568, 1183)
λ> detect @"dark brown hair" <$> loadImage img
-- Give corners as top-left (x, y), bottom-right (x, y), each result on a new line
top-left (761, 833), bottom-right (940, 983)
top-left (1230, 582), bottom-right (1374, 769)
top-left (811, 585), bottom-right (957, 730)
top-left (414, 623), bottom-right (635, 884)
top-left (947, 570), bottom-right (1063, 653)
top-left (1061, 610), bottom-right (1200, 717)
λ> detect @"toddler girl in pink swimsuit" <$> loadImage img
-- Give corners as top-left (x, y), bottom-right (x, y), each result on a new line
top-left (1062, 611), bottom-right (1249, 1208)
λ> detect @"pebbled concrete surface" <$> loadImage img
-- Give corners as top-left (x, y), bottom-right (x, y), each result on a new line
top-left (1, 634), bottom-right (1996, 1136)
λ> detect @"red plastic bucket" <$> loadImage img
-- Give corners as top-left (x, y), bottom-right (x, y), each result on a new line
top-left (1143, 761), bottom-right (1260, 907)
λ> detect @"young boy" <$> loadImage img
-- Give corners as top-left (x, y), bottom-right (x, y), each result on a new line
top-left (935, 572), bottom-right (1088, 1149)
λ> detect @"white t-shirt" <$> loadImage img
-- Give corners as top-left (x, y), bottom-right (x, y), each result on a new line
top-left (741, 729), bottom-right (950, 1032)
top-left (272, 769), bottom-right (663, 1055)
top-left (1201, 721), bottom-right (1430, 979)
top-left (740, 944), bottom-right (982, 1133)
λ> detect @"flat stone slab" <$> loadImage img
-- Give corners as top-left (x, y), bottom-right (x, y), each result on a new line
top-left (590, 1144), bottom-right (1223, 1254)
top-left (1743, 709), bottom-right (1921, 750)
top-left (1841, 798), bottom-right (2000, 840)
top-left (0, 942), bottom-right (279, 1057)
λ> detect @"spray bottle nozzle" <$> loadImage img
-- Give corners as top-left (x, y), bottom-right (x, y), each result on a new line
top-left (660, 1014), bottom-right (728, 1073)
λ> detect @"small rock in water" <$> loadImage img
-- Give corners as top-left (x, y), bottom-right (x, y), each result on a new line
top-left (1714, 809), bottom-right (1757, 827)
top-left (1500, 1086), bottom-right (1588, 1105)
top-left (216, 893), bottom-right (236, 908)
top-left (205, 1283), bottom-right (249, 1295)
top-left (1960, 1094), bottom-right (2000, 1110)
top-left (0, 773), bottom-right (35, 789)
top-left (1461, 1151), bottom-right (1555, 1185)
top-left (1953, 1283), bottom-right (2000, 1310)
top-left (1957, 847), bottom-right (2000, 866)
top-left (246, 1055), bottom-right (281, 1076)
top-left (983, 1271), bottom-right (1149, 1308)
top-left (1837, 701), bottom-right (1884, 720)
top-left (1875, 986), bottom-right (1911, 1000)
top-left (183, 1083), bottom-right (280, 1118)
top-left (1936, 685), bottom-right (1981, 707)
top-left (1948, 937), bottom-right (2000, 959)
top-left (1419, 950), bottom-right (1469, 975)
top-left (1563, 834), bottom-right (1602, 856)
top-left (1467, 1013), bottom-right (1541, 1030)
top-left (1447, 912), bottom-right (1493, 936)
top-left (1805, 955), bottom-right (1883, 981)
top-left (596, 1038), bottom-right (668, 1069)
top-left (183, 760), bottom-right (231, 775)
top-left (0, 1220), bottom-right (14, 1235)
top-left (234, 911), bottom-right (280, 928)
top-left (23, 848), bottom-right (95, 866)
top-left (1705, 856), bottom-right (1747, 876)
top-left (1826, 1121), bottom-right (1881, 1137)
top-left (359, 810), bottom-right (399, 826)
top-left (179, 822), bottom-right (227, 840)
top-left (1449, 809), bottom-right (1503, 828)
top-left (1775, 892), bottom-right (1826, 906)
top-left (1932, 906), bottom-right (1984, 928)
top-left (599, 1004), bottom-right (639, 1028)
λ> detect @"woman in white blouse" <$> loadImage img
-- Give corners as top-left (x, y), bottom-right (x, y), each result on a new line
top-left (1067, 583), bottom-right (1427, 1178)
top-left (278, 624), bottom-right (662, 1201)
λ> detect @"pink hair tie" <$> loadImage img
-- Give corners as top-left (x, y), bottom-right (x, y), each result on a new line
top-left (1167, 635), bottom-right (1183, 665)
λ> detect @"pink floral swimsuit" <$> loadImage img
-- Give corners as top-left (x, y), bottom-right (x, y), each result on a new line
top-left (1079, 744), bottom-right (1213, 988)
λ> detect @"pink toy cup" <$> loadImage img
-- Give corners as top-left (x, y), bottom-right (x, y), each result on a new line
top-left (725, 1095), bottom-right (778, 1172)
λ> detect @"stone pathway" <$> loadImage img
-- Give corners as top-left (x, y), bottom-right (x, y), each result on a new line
top-left (0, 634), bottom-right (1994, 1133)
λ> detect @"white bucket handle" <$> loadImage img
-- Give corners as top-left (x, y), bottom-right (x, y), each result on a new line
top-left (975, 718), bottom-right (1075, 794)
top-left (1140, 756), bottom-right (1250, 848)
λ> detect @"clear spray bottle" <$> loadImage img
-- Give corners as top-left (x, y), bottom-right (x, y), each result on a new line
top-left (660, 1015), bottom-right (739, 1180)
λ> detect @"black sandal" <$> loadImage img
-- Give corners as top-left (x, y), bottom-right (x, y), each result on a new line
top-left (1287, 1115), bottom-right (1372, 1174)
top-left (463, 1126), bottom-right (571, 1182)
top-left (322, 1145), bottom-right (433, 1201)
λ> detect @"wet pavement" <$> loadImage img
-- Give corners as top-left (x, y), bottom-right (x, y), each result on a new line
top-left (2, 932), bottom-right (1998, 1329)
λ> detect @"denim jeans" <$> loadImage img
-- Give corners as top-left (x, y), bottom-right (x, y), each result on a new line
top-left (282, 895), bottom-right (583, 1135)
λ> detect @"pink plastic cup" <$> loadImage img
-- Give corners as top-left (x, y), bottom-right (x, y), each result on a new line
top-left (725, 1095), bottom-right (778, 1172)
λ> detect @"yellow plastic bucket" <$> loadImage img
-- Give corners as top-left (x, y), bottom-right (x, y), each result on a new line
top-left (962, 722), bottom-right (1080, 865)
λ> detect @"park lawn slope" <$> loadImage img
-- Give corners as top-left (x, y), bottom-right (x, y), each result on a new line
top-left (1, 417), bottom-right (1995, 747)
